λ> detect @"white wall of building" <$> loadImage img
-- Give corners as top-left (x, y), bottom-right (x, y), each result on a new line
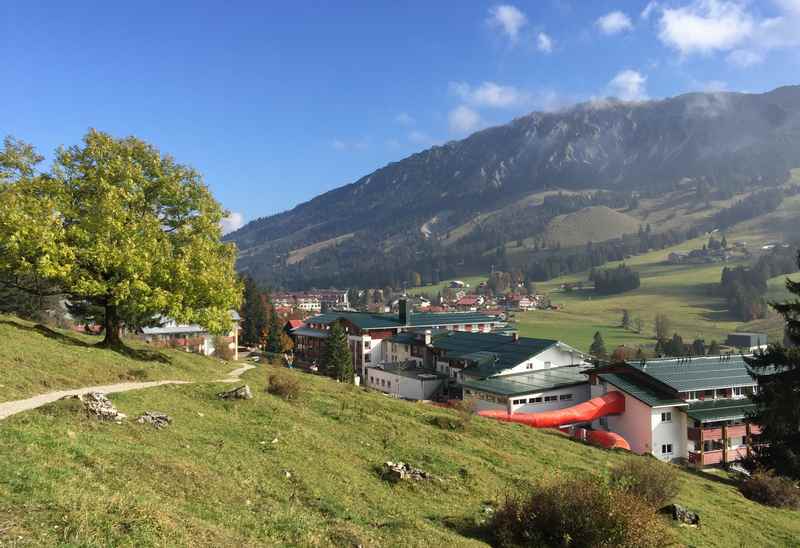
top-left (465, 384), bottom-right (590, 415)
top-left (497, 345), bottom-right (585, 377)
top-left (366, 368), bottom-right (443, 400)
top-left (650, 406), bottom-right (688, 462)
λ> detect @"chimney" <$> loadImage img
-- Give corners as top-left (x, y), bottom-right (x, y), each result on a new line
top-left (399, 298), bottom-right (411, 326)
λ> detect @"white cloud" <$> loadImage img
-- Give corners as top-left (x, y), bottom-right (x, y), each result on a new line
top-left (395, 112), bottom-right (415, 126)
top-left (608, 69), bottom-right (648, 101)
top-left (220, 212), bottom-right (244, 234)
top-left (657, 0), bottom-right (753, 55)
top-left (727, 49), bottom-right (763, 66)
top-left (536, 32), bottom-right (553, 53)
top-left (448, 105), bottom-right (481, 134)
top-left (641, 1), bottom-right (659, 20)
top-left (596, 11), bottom-right (633, 35)
top-left (487, 4), bottom-right (528, 42)
top-left (449, 81), bottom-right (529, 108)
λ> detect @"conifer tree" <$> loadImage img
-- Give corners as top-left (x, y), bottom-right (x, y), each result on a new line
top-left (324, 322), bottom-right (354, 383)
top-left (621, 309), bottom-right (631, 330)
top-left (746, 253), bottom-right (800, 479)
top-left (266, 303), bottom-right (282, 353)
top-left (589, 331), bottom-right (608, 360)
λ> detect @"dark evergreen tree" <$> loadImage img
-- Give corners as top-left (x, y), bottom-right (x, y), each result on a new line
top-left (621, 309), bottom-right (631, 330)
top-left (708, 340), bottom-right (721, 355)
top-left (589, 331), bottom-right (608, 360)
top-left (266, 303), bottom-right (282, 353)
top-left (239, 277), bottom-right (268, 347)
top-left (323, 322), bottom-right (354, 383)
top-left (746, 253), bottom-right (800, 479)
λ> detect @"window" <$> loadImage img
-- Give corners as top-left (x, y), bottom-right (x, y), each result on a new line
top-left (531, 397), bottom-right (543, 403)
top-left (686, 391), bottom-right (698, 401)
top-left (559, 394), bottom-right (573, 401)
top-left (364, 341), bottom-right (371, 349)
top-left (544, 361), bottom-right (552, 369)
top-left (661, 412), bottom-right (672, 423)
top-left (732, 387), bottom-right (744, 398)
top-left (380, 379), bottom-right (385, 387)
top-left (387, 381), bottom-right (391, 389)
top-left (661, 444), bottom-right (673, 456)
top-left (544, 395), bottom-right (558, 402)
top-left (512, 399), bottom-right (524, 405)
top-left (364, 353), bottom-right (371, 363)
top-left (526, 363), bottom-right (533, 370)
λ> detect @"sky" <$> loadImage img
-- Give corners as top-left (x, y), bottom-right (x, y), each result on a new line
top-left (2, 1), bottom-right (800, 233)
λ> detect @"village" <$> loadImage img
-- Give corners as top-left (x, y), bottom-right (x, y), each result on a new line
top-left (123, 271), bottom-right (772, 471)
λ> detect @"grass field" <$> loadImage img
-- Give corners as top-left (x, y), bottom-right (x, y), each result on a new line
top-left (0, 315), bottom-right (231, 400)
top-left (1, 344), bottom-right (799, 546)
top-left (515, 234), bottom-right (798, 351)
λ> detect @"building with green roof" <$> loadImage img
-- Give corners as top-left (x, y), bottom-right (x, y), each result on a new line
top-left (586, 355), bottom-right (762, 467)
top-left (290, 299), bottom-right (505, 380)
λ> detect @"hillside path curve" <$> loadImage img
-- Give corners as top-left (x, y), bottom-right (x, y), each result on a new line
top-left (0, 363), bottom-right (256, 421)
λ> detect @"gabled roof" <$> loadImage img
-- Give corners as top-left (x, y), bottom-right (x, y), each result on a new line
top-left (430, 331), bottom-right (583, 378)
top-left (627, 355), bottom-right (757, 392)
top-left (600, 373), bottom-right (687, 408)
top-left (286, 319), bottom-right (305, 330)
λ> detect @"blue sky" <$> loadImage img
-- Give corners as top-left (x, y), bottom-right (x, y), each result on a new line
top-left (2, 1), bottom-right (800, 232)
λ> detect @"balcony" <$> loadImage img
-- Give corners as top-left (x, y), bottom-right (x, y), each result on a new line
top-left (688, 447), bottom-right (749, 466)
top-left (687, 424), bottom-right (750, 442)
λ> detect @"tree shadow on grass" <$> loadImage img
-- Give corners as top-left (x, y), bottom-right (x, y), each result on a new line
top-left (0, 319), bottom-right (93, 348)
top-left (0, 319), bottom-right (171, 364)
top-left (106, 343), bottom-right (171, 364)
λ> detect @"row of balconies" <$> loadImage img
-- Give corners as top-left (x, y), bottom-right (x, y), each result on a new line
top-left (687, 424), bottom-right (761, 443)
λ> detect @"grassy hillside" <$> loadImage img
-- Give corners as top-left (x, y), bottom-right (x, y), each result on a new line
top-left (0, 315), bottom-right (230, 400)
top-left (517, 234), bottom-right (798, 351)
top-left (541, 206), bottom-right (641, 248)
top-left (405, 276), bottom-right (487, 297)
top-left (1, 348), bottom-right (799, 546)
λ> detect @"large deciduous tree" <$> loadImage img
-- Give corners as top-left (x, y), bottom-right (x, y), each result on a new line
top-left (0, 130), bottom-right (242, 348)
top-left (746, 252), bottom-right (800, 479)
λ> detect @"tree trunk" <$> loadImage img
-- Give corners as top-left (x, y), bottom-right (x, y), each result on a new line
top-left (101, 303), bottom-right (123, 347)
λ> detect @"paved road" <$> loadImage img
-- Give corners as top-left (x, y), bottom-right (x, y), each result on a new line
top-left (0, 363), bottom-right (256, 421)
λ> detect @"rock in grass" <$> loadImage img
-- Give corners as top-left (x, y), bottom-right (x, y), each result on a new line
top-left (76, 392), bottom-right (127, 422)
top-left (217, 385), bottom-right (253, 400)
top-left (382, 461), bottom-right (431, 482)
top-left (660, 503), bottom-right (700, 526)
top-left (136, 411), bottom-right (172, 429)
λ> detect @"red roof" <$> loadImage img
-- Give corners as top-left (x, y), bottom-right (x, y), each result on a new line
top-left (456, 296), bottom-right (479, 305)
top-left (286, 319), bottom-right (305, 330)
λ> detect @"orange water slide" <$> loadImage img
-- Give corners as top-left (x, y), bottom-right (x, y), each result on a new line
top-left (478, 391), bottom-right (625, 427)
top-left (477, 391), bottom-right (630, 450)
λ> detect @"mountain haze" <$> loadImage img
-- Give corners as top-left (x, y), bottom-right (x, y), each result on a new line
top-left (228, 86), bottom-right (800, 288)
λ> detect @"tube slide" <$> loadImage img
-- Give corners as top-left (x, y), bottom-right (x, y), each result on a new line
top-left (478, 391), bottom-right (630, 450)
top-left (478, 391), bottom-right (625, 427)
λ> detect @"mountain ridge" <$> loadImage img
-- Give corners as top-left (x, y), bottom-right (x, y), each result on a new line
top-left (227, 85), bottom-right (800, 288)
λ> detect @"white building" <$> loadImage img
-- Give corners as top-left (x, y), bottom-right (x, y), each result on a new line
top-left (366, 360), bottom-right (446, 400)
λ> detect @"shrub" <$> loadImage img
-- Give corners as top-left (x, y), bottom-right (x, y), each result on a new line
top-left (266, 372), bottom-right (300, 401)
top-left (740, 471), bottom-right (800, 509)
top-left (610, 457), bottom-right (680, 508)
top-left (490, 475), bottom-right (670, 548)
